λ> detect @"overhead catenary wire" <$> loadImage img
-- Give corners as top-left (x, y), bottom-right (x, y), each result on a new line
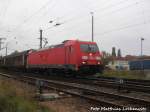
top-left (42, 4), bottom-right (150, 42)
top-left (69, 12), bottom-right (149, 36)
top-left (43, 0), bottom-right (130, 31)
top-left (12, 0), bottom-right (143, 35)
top-left (2, 0), bottom-right (148, 33)
top-left (25, 0), bottom-right (131, 32)
top-left (95, 20), bottom-right (150, 36)
top-left (43, 14), bottom-right (89, 31)
top-left (0, 0), bottom-right (11, 20)
top-left (49, 0), bottom-right (131, 24)
top-left (95, 1), bottom-right (140, 19)
top-left (5, 0), bottom-right (57, 48)
top-left (20, 0), bottom-right (59, 30)
top-left (43, 0), bottom-right (146, 33)
top-left (139, 0), bottom-right (146, 24)
top-left (22, 0), bottom-right (90, 32)
top-left (44, 19), bottom-right (150, 43)
top-left (2, 0), bottom-right (149, 48)
top-left (83, 0), bottom-right (127, 10)
top-left (18, 0), bottom-right (148, 43)
top-left (14, 0), bottom-right (54, 30)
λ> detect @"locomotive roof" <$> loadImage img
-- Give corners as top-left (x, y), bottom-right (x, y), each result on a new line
top-left (63, 40), bottom-right (96, 43)
top-left (31, 40), bottom-right (97, 52)
top-left (35, 43), bottom-right (65, 52)
top-left (34, 40), bottom-right (76, 52)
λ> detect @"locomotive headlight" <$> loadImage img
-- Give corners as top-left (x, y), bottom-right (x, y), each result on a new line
top-left (82, 61), bottom-right (86, 64)
top-left (96, 56), bottom-right (101, 60)
top-left (98, 62), bottom-right (101, 64)
top-left (89, 53), bottom-right (92, 56)
top-left (82, 56), bottom-right (88, 60)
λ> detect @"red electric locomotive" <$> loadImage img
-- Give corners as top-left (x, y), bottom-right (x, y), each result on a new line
top-left (27, 40), bottom-right (103, 75)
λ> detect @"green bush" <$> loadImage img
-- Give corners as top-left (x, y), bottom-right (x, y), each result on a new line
top-left (0, 80), bottom-right (52, 112)
top-left (0, 81), bottom-right (36, 112)
top-left (0, 95), bottom-right (37, 112)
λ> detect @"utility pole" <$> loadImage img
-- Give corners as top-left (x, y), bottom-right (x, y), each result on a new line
top-left (5, 44), bottom-right (8, 56)
top-left (39, 29), bottom-right (43, 49)
top-left (0, 38), bottom-right (6, 50)
top-left (38, 29), bottom-right (48, 49)
top-left (141, 37), bottom-right (144, 57)
top-left (91, 12), bottom-right (94, 42)
top-left (140, 37), bottom-right (144, 71)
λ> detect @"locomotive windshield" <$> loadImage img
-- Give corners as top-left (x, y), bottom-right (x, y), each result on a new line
top-left (80, 44), bottom-right (99, 52)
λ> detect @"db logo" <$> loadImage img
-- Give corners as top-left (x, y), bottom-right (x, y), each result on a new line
top-left (89, 56), bottom-right (94, 60)
top-left (39, 54), bottom-right (48, 61)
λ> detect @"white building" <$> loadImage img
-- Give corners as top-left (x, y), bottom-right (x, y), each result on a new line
top-left (107, 60), bottom-right (129, 70)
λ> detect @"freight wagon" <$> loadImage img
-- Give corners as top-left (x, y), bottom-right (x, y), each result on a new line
top-left (129, 60), bottom-right (150, 70)
top-left (0, 50), bottom-right (29, 69)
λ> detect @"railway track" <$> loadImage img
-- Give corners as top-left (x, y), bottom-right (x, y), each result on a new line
top-left (91, 76), bottom-right (150, 86)
top-left (82, 76), bottom-right (150, 93)
top-left (0, 72), bottom-right (149, 112)
top-left (19, 72), bottom-right (150, 93)
top-left (1, 69), bottom-right (149, 93)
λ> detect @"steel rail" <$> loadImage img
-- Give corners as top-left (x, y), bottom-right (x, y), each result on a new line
top-left (75, 76), bottom-right (150, 93)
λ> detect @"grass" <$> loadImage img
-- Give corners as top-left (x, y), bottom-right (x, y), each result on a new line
top-left (99, 70), bottom-right (150, 80)
top-left (0, 79), bottom-right (53, 112)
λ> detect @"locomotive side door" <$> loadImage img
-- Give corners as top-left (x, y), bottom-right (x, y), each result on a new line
top-left (65, 46), bottom-right (70, 65)
top-left (65, 45), bottom-right (74, 65)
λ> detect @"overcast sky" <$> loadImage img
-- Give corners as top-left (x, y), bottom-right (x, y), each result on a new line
top-left (0, 0), bottom-right (150, 56)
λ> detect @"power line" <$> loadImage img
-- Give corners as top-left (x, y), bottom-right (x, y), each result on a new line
top-left (13, 0), bottom-right (141, 36)
top-left (46, 0), bottom-right (130, 28)
top-left (44, 16), bottom-right (150, 40)
top-left (41, 1), bottom-right (130, 32)
top-left (11, 0), bottom-right (64, 42)
top-left (44, 13), bottom-right (90, 31)
top-left (93, 0), bottom-right (130, 13)
top-left (44, 0), bottom-right (144, 32)
top-left (95, 20), bottom-right (150, 36)
top-left (81, 0), bottom-right (142, 23)
top-left (67, 9), bottom-right (146, 33)
top-left (0, 0), bottom-right (11, 20)
top-left (84, 0), bottom-right (126, 9)
top-left (6, 0), bottom-right (149, 47)
top-left (94, 10), bottom-right (150, 29)
top-left (14, 0), bottom-right (54, 30)
top-left (44, 17), bottom-right (75, 31)
top-left (50, 0), bottom-right (147, 35)
top-left (139, 0), bottom-right (146, 24)
top-left (95, 1), bottom-right (140, 19)
top-left (20, 0), bottom-right (58, 29)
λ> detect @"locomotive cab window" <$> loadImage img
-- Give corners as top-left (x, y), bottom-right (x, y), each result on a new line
top-left (80, 44), bottom-right (99, 52)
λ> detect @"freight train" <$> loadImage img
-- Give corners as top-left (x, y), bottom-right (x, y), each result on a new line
top-left (0, 40), bottom-right (103, 75)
